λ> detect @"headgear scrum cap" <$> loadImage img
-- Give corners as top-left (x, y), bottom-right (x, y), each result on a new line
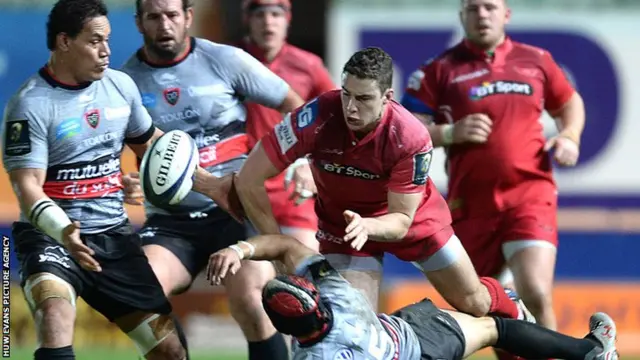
top-left (242, 0), bottom-right (292, 22)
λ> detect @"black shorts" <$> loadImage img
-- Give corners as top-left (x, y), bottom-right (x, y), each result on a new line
top-left (13, 221), bottom-right (172, 322)
top-left (139, 207), bottom-right (247, 278)
top-left (392, 298), bottom-right (466, 360)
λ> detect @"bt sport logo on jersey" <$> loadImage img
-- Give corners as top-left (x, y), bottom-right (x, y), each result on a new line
top-left (468, 80), bottom-right (533, 101)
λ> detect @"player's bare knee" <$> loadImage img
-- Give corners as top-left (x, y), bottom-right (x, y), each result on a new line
top-left (119, 312), bottom-right (185, 359)
top-left (519, 286), bottom-right (553, 314)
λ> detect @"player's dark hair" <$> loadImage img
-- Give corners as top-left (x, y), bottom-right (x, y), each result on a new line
top-left (46, 0), bottom-right (108, 51)
top-left (135, 0), bottom-right (193, 18)
top-left (343, 47), bottom-right (393, 93)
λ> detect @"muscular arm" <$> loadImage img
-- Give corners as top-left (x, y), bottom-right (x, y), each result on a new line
top-left (9, 168), bottom-right (47, 217)
top-left (548, 92), bottom-right (585, 144)
top-left (364, 191), bottom-right (424, 242)
top-left (276, 88), bottom-right (304, 113)
top-left (233, 234), bottom-right (318, 275)
top-left (235, 141), bottom-right (282, 234)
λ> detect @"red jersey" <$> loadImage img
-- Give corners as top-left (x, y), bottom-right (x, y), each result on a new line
top-left (242, 40), bottom-right (335, 147)
top-left (261, 90), bottom-right (452, 242)
top-left (402, 38), bottom-right (574, 217)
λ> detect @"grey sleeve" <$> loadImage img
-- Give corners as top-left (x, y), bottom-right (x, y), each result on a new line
top-left (117, 72), bottom-right (155, 144)
top-left (2, 95), bottom-right (49, 172)
top-left (225, 47), bottom-right (290, 108)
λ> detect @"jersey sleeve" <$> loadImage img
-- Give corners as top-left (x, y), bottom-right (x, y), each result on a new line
top-left (2, 93), bottom-right (49, 172)
top-left (226, 47), bottom-right (290, 109)
top-left (401, 60), bottom-right (440, 118)
top-left (388, 141), bottom-right (434, 194)
top-left (261, 97), bottom-right (319, 172)
top-left (541, 51), bottom-right (575, 112)
top-left (117, 72), bottom-right (156, 144)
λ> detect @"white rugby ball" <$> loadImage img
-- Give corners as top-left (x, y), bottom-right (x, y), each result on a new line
top-left (139, 130), bottom-right (199, 207)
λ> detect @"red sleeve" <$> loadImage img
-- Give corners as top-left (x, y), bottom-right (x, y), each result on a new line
top-left (401, 60), bottom-right (443, 121)
top-left (310, 62), bottom-right (336, 97)
top-left (261, 97), bottom-right (320, 172)
top-left (388, 141), bottom-right (434, 194)
top-left (541, 51), bottom-right (575, 112)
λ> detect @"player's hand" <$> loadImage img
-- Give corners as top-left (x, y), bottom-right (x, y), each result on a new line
top-left (209, 172), bottom-right (246, 223)
top-left (285, 162), bottom-right (317, 206)
top-left (343, 210), bottom-right (369, 250)
top-left (207, 247), bottom-right (243, 285)
top-left (453, 114), bottom-right (493, 143)
top-left (62, 222), bottom-right (101, 272)
top-left (544, 134), bottom-right (580, 167)
top-left (122, 172), bottom-right (143, 205)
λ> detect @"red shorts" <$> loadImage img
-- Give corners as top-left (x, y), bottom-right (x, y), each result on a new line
top-left (453, 200), bottom-right (558, 277)
top-left (319, 225), bottom-right (454, 262)
top-left (266, 173), bottom-right (318, 231)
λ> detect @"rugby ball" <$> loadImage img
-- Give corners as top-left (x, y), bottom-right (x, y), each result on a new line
top-left (139, 130), bottom-right (199, 207)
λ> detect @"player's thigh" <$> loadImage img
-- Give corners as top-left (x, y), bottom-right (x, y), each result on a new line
top-left (320, 241), bottom-right (383, 310)
top-left (441, 310), bottom-right (497, 358)
top-left (281, 226), bottom-right (318, 251)
top-left (223, 259), bottom-right (276, 312)
top-left (392, 299), bottom-right (466, 360)
top-left (453, 216), bottom-right (504, 277)
top-left (114, 310), bottom-right (184, 359)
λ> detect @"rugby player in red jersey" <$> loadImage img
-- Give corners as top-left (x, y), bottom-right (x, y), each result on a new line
top-left (240, 0), bottom-right (335, 250)
top-left (233, 47), bottom-right (532, 325)
top-left (401, 0), bottom-right (585, 334)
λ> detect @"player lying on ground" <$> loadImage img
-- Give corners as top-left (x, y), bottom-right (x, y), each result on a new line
top-left (207, 235), bottom-right (618, 360)
top-left (119, 0), bottom-right (304, 358)
top-left (233, 46), bottom-right (530, 327)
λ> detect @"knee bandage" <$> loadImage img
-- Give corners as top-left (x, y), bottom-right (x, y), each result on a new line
top-left (22, 273), bottom-right (77, 311)
top-left (127, 314), bottom-right (176, 355)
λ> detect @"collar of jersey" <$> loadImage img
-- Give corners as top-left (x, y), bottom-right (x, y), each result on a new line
top-left (461, 36), bottom-right (513, 64)
top-left (39, 66), bottom-right (92, 90)
top-left (137, 36), bottom-right (196, 68)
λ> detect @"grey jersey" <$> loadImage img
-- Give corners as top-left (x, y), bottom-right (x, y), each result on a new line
top-left (121, 37), bottom-right (290, 215)
top-left (293, 255), bottom-right (421, 360)
top-left (2, 67), bottom-right (154, 234)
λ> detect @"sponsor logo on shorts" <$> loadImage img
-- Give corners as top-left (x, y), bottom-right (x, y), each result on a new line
top-left (468, 80), bottom-right (533, 100)
top-left (163, 87), bottom-right (181, 106)
top-left (56, 118), bottom-right (82, 140)
top-left (38, 246), bottom-right (72, 269)
top-left (319, 161), bottom-right (380, 180)
top-left (4, 119), bottom-right (31, 156)
top-left (84, 109), bottom-right (100, 129)
top-left (275, 114), bottom-right (298, 154)
top-left (316, 230), bottom-right (343, 244)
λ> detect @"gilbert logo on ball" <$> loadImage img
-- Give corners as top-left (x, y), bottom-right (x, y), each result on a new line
top-left (139, 130), bottom-right (199, 208)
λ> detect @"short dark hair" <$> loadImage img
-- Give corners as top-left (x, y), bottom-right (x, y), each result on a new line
top-left (342, 47), bottom-right (393, 93)
top-left (135, 0), bottom-right (193, 18)
top-left (46, 0), bottom-right (108, 51)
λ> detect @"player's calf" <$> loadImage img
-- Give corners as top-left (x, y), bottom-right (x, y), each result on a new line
top-left (23, 272), bottom-right (77, 358)
top-left (116, 312), bottom-right (186, 360)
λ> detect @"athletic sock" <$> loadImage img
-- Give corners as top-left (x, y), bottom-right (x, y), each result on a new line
top-left (171, 314), bottom-right (190, 360)
top-left (34, 345), bottom-right (75, 359)
top-left (480, 277), bottom-right (519, 319)
top-left (248, 332), bottom-right (289, 360)
top-left (493, 317), bottom-right (599, 360)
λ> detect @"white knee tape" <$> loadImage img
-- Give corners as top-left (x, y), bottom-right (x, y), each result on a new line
top-left (127, 314), bottom-right (173, 355)
top-left (23, 273), bottom-right (77, 311)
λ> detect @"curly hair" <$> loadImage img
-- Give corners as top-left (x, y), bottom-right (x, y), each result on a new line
top-left (46, 0), bottom-right (108, 50)
top-left (342, 47), bottom-right (394, 93)
top-left (135, 0), bottom-right (193, 18)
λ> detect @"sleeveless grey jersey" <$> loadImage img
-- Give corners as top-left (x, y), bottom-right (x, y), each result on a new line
top-left (121, 37), bottom-right (290, 215)
top-left (293, 255), bottom-right (421, 360)
top-left (2, 67), bottom-right (154, 234)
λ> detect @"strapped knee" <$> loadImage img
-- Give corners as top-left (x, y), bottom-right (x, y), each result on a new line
top-left (22, 273), bottom-right (77, 311)
top-left (127, 314), bottom-right (176, 355)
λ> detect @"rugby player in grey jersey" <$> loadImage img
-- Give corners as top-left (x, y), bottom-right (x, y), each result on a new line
top-left (119, 0), bottom-right (304, 359)
top-left (1, 0), bottom-right (237, 359)
top-left (208, 235), bottom-right (619, 360)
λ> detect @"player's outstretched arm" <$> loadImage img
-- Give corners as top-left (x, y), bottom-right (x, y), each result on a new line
top-left (235, 140), bottom-right (283, 235)
top-left (207, 235), bottom-right (317, 285)
top-left (365, 191), bottom-right (423, 241)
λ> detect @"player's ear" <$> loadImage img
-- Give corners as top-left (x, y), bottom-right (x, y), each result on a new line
top-left (185, 6), bottom-right (195, 30)
top-left (135, 15), bottom-right (144, 34)
top-left (504, 7), bottom-right (512, 25)
top-left (57, 33), bottom-right (70, 52)
top-left (383, 88), bottom-right (394, 103)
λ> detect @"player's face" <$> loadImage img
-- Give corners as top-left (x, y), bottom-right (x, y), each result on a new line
top-left (137, 0), bottom-right (194, 60)
top-left (65, 16), bottom-right (111, 82)
top-left (460, 0), bottom-right (510, 48)
top-left (340, 73), bottom-right (394, 133)
top-left (248, 7), bottom-right (288, 51)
